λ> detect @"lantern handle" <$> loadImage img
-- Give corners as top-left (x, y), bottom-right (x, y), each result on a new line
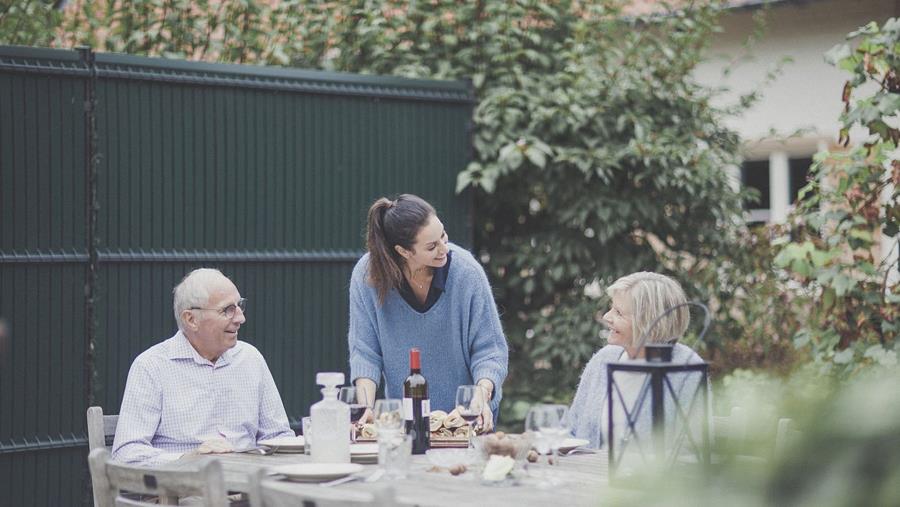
top-left (633, 300), bottom-right (711, 363)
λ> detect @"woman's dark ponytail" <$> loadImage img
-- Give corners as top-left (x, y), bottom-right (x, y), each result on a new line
top-left (365, 194), bottom-right (435, 304)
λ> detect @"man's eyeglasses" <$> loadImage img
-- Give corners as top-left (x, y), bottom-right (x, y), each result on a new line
top-left (190, 298), bottom-right (247, 319)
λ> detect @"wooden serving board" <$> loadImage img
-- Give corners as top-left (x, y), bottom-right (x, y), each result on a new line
top-left (355, 436), bottom-right (469, 448)
top-left (429, 438), bottom-right (469, 449)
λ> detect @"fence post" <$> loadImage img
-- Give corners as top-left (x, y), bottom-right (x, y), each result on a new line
top-left (77, 45), bottom-right (99, 507)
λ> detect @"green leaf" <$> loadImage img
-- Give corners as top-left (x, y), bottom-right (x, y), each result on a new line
top-left (456, 170), bottom-right (473, 194)
top-left (824, 43), bottom-right (851, 65)
top-left (525, 146), bottom-right (547, 168)
top-left (822, 288), bottom-right (836, 309)
top-left (793, 330), bottom-right (811, 349)
top-left (809, 249), bottom-right (832, 267)
top-left (833, 348), bottom-right (855, 364)
top-left (832, 274), bottom-right (855, 296)
top-left (849, 229), bottom-right (873, 242)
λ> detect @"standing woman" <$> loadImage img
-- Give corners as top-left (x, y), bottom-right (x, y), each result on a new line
top-left (348, 194), bottom-right (508, 430)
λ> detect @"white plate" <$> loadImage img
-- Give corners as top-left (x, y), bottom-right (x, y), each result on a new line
top-left (556, 438), bottom-right (590, 454)
top-left (259, 436), bottom-right (305, 452)
top-left (271, 463), bottom-right (364, 483)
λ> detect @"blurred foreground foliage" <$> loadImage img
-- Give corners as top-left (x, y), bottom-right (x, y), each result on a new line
top-left (610, 364), bottom-right (900, 507)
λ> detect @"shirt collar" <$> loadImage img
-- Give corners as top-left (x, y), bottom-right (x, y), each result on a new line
top-left (167, 330), bottom-right (239, 367)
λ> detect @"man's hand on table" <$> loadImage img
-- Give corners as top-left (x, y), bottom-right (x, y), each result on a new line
top-left (180, 436), bottom-right (235, 458)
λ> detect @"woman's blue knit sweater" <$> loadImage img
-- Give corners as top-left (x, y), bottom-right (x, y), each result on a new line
top-left (348, 243), bottom-right (509, 415)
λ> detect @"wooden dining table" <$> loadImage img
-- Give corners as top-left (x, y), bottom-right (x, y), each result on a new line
top-left (174, 448), bottom-right (614, 506)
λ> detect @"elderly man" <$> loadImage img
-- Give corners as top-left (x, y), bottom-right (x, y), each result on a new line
top-left (112, 268), bottom-right (293, 466)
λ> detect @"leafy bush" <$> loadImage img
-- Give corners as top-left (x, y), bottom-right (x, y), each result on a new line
top-left (0, 0), bottom-right (62, 46)
top-left (774, 18), bottom-right (899, 377)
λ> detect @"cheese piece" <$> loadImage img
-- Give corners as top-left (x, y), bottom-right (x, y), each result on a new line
top-left (482, 455), bottom-right (515, 481)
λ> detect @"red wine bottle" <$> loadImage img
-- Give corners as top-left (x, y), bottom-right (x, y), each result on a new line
top-left (403, 348), bottom-right (430, 454)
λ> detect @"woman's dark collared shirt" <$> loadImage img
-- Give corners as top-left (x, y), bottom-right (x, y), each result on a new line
top-left (398, 251), bottom-right (452, 313)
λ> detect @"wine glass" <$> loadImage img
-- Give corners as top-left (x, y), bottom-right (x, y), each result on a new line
top-left (455, 385), bottom-right (483, 449)
top-left (525, 404), bottom-right (569, 464)
top-left (339, 386), bottom-right (369, 442)
top-left (373, 398), bottom-right (404, 434)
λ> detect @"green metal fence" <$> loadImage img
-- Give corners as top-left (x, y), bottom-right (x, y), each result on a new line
top-left (0, 45), bottom-right (474, 506)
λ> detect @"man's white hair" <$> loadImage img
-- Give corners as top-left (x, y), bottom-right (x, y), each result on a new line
top-left (606, 271), bottom-right (689, 349)
top-left (173, 268), bottom-right (228, 331)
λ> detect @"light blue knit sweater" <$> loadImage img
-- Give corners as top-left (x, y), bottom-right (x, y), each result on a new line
top-left (348, 243), bottom-right (509, 415)
top-left (566, 343), bottom-right (707, 449)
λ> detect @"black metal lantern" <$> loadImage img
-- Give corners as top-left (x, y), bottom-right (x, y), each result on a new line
top-left (606, 302), bottom-right (712, 479)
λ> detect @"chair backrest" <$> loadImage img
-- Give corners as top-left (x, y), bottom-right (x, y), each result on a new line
top-left (712, 406), bottom-right (747, 446)
top-left (87, 406), bottom-right (119, 451)
top-left (88, 448), bottom-right (228, 507)
top-left (247, 469), bottom-right (396, 507)
top-left (774, 417), bottom-right (801, 458)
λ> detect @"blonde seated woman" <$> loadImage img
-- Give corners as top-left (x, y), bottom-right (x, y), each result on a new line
top-left (566, 272), bottom-right (706, 450)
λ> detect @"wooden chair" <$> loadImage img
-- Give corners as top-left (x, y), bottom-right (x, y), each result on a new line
top-left (247, 469), bottom-right (396, 507)
top-left (774, 417), bottom-right (801, 458)
top-left (712, 406), bottom-right (747, 446)
top-left (89, 447), bottom-right (228, 507)
top-left (711, 406), bottom-right (768, 465)
top-left (87, 406), bottom-right (119, 451)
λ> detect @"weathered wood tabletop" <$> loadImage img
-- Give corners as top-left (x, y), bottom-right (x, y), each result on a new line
top-left (176, 449), bottom-right (611, 506)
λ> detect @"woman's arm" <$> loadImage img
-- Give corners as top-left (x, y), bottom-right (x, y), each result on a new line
top-left (465, 261), bottom-right (509, 420)
top-left (348, 265), bottom-right (384, 389)
top-left (566, 347), bottom-right (617, 449)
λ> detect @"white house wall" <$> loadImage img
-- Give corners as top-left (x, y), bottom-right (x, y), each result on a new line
top-left (694, 0), bottom-right (897, 150)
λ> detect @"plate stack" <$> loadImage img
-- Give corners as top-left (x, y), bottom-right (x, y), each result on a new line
top-left (258, 436), bottom-right (305, 453)
top-left (350, 443), bottom-right (379, 464)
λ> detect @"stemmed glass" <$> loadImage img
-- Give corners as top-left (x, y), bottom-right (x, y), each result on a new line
top-left (455, 385), bottom-right (483, 450)
top-left (525, 403), bottom-right (569, 485)
top-left (373, 399), bottom-right (409, 480)
top-left (373, 399), bottom-right (404, 435)
top-left (339, 386), bottom-right (369, 443)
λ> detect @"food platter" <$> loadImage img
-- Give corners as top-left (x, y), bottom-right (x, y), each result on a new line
top-left (357, 407), bottom-right (474, 448)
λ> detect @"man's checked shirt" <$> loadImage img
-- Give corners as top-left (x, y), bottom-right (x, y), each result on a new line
top-left (112, 331), bottom-right (293, 466)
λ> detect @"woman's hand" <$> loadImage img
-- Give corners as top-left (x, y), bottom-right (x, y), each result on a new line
top-left (475, 380), bottom-right (495, 432)
top-left (478, 402), bottom-right (494, 433)
top-left (355, 378), bottom-right (377, 424)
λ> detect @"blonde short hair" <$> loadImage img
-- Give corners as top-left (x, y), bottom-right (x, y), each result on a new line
top-left (606, 272), bottom-right (689, 349)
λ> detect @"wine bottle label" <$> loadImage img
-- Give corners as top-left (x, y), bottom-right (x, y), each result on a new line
top-left (421, 399), bottom-right (430, 417)
top-left (403, 397), bottom-right (413, 421)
